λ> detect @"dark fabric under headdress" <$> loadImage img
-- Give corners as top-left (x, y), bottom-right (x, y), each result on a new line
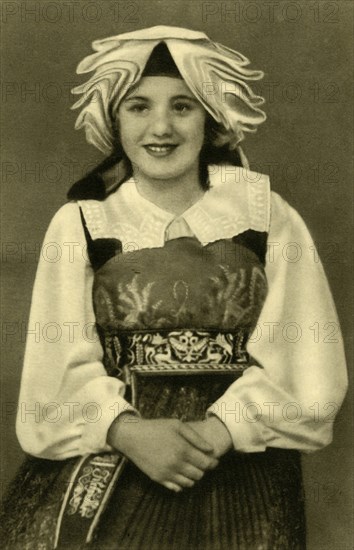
top-left (141, 42), bottom-right (182, 78)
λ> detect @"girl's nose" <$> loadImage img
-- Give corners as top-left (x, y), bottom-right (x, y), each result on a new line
top-left (150, 109), bottom-right (173, 137)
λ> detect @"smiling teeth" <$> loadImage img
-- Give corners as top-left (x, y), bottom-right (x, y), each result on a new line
top-left (147, 145), bottom-right (175, 152)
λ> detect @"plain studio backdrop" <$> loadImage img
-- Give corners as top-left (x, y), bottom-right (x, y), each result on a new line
top-left (0, 1), bottom-right (353, 549)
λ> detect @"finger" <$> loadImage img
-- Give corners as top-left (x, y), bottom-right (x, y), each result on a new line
top-left (179, 464), bottom-right (205, 481)
top-left (163, 481), bottom-right (182, 493)
top-left (173, 475), bottom-right (195, 489)
top-left (185, 448), bottom-right (219, 471)
top-left (205, 458), bottom-right (219, 470)
top-left (179, 423), bottom-right (213, 453)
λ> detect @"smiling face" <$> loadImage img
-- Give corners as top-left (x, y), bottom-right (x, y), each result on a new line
top-left (116, 76), bottom-right (207, 184)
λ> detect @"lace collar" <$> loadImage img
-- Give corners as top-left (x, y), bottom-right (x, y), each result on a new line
top-left (78, 165), bottom-right (270, 250)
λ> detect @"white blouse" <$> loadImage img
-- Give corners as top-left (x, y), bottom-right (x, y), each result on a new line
top-left (16, 165), bottom-right (348, 459)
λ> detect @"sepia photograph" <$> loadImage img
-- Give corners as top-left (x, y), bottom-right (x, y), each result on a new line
top-left (0, 1), bottom-right (352, 548)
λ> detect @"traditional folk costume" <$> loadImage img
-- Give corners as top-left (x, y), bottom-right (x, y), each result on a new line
top-left (1, 26), bottom-right (347, 550)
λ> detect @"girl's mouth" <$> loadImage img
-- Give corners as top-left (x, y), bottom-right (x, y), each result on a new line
top-left (143, 144), bottom-right (178, 157)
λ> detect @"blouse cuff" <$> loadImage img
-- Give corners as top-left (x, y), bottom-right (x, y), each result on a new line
top-left (205, 365), bottom-right (338, 453)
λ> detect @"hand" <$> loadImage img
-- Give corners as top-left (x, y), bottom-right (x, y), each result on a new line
top-left (107, 415), bottom-right (219, 492)
top-left (186, 416), bottom-right (233, 458)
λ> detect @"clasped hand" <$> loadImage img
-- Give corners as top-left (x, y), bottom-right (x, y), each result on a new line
top-left (108, 415), bottom-right (232, 493)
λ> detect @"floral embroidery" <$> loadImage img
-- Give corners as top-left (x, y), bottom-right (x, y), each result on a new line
top-left (207, 265), bottom-right (267, 328)
top-left (94, 265), bottom-right (267, 331)
top-left (116, 275), bottom-right (162, 328)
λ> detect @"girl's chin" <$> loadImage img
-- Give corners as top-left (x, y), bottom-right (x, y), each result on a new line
top-left (135, 166), bottom-right (192, 182)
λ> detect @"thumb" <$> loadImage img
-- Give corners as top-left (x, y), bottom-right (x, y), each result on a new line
top-left (179, 423), bottom-right (213, 453)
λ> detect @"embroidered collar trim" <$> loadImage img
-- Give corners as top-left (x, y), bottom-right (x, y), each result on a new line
top-left (78, 165), bottom-right (270, 250)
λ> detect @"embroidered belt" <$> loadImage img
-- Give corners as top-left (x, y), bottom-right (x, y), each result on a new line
top-left (105, 328), bottom-right (249, 378)
top-left (55, 328), bottom-right (250, 548)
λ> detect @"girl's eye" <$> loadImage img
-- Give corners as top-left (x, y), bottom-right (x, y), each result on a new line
top-left (127, 104), bottom-right (149, 113)
top-left (173, 103), bottom-right (192, 114)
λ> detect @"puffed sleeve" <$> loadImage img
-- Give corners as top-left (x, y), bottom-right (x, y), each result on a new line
top-left (207, 192), bottom-right (348, 453)
top-left (16, 202), bottom-right (137, 460)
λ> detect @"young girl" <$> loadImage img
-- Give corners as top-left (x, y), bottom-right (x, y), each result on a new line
top-left (1, 26), bottom-right (347, 549)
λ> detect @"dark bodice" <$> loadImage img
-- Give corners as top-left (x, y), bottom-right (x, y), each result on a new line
top-left (93, 235), bottom-right (267, 332)
top-left (78, 210), bottom-right (267, 396)
top-left (86, 230), bottom-right (268, 418)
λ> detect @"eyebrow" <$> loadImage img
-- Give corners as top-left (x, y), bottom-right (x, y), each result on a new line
top-left (123, 94), bottom-right (198, 103)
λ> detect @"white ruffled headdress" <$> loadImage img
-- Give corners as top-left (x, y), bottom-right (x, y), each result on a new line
top-left (71, 25), bottom-right (266, 155)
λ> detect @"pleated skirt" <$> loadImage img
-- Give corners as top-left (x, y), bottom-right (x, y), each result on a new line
top-left (1, 373), bottom-right (306, 549)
